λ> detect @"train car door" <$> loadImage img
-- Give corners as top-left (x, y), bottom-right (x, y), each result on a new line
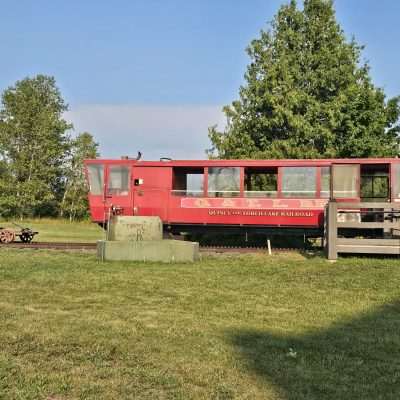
top-left (331, 163), bottom-right (360, 201)
top-left (360, 164), bottom-right (390, 202)
top-left (391, 162), bottom-right (400, 202)
top-left (132, 166), bottom-right (171, 221)
top-left (104, 164), bottom-right (133, 215)
top-left (86, 162), bottom-right (106, 221)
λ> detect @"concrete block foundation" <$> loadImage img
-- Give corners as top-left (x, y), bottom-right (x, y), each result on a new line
top-left (97, 240), bottom-right (199, 263)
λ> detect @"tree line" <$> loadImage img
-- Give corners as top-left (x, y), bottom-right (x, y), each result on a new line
top-left (208, 0), bottom-right (400, 159)
top-left (0, 75), bottom-right (98, 220)
top-left (2, 1), bottom-right (399, 222)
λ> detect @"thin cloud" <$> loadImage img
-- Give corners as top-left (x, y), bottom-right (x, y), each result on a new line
top-left (65, 104), bottom-right (225, 160)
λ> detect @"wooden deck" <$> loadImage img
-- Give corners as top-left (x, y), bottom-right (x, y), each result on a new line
top-left (326, 201), bottom-right (400, 260)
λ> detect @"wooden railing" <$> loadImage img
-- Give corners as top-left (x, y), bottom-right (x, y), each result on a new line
top-left (325, 201), bottom-right (400, 260)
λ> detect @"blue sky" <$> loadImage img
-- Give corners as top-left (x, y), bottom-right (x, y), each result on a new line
top-left (1, 0), bottom-right (399, 158)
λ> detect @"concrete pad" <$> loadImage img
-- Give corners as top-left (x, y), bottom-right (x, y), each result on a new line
top-left (108, 216), bottom-right (162, 241)
top-left (97, 240), bottom-right (199, 263)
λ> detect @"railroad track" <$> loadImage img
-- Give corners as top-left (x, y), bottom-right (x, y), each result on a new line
top-left (199, 245), bottom-right (299, 253)
top-left (0, 241), bottom-right (302, 253)
top-left (0, 242), bottom-right (97, 250)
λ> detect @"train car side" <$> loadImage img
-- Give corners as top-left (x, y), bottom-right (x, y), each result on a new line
top-left (84, 158), bottom-right (400, 236)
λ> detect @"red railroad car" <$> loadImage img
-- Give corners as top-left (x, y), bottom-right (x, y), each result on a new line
top-left (84, 158), bottom-right (400, 236)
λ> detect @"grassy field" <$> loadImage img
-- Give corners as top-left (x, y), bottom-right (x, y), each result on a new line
top-left (0, 219), bottom-right (104, 243)
top-left (0, 248), bottom-right (399, 399)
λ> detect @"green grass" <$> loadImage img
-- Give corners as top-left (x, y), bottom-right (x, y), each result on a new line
top-left (0, 219), bottom-right (104, 243)
top-left (0, 249), bottom-right (399, 399)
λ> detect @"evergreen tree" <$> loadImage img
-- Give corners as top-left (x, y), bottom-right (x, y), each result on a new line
top-left (208, 0), bottom-right (400, 159)
top-left (60, 132), bottom-right (99, 221)
top-left (0, 75), bottom-right (72, 218)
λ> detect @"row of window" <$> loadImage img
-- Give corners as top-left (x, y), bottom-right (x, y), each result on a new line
top-left (87, 164), bottom-right (400, 199)
top-left (88, 164), bottom-right (130, 196)
top-left (172, 166), bottom-right (332, 198)
top-left (87, 165), bottom-right (331, 198)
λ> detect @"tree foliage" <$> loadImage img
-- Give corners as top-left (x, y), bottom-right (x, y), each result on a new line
top-left (60, 132), bottom-right (99, 221)
top-left (208, 0), bottom-right (400, 159)
top-left (0, 75), bottom-right (100, 220)
top-left (0, 75), bottom-right (72, 217)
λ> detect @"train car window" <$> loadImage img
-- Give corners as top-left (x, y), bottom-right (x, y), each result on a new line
top-left (244, 167), bottom-right (277, 198)
top-left (208, 167), bottom-right (240, 197)
top-left (320, 167), bottom-right (330, 198)
top-left (394, 164), bottom-right (400, 199)
top-left (172, 167), bottom-right (204, 197)
top-left (332, 164), bottom-right (358, 198)
top-left (360, 164), bottom-right (389, 201)
top-left (87, 164), bottom-right (104, 195)
top-left (107, 165), bottom-right (130, 196)
top-left (282, 167), bottom-right (316, 198)
top-left (361, 176), bottom-right (389, 200)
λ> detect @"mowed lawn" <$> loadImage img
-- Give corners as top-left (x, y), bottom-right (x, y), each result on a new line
top-left (0, 219), bottom-right (104, 243)
top-left (0, 249), bottom-right (400, 400)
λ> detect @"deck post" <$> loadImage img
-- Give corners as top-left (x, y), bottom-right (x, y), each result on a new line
top-left (327, 201), bottom-right (338, 261)
top-left (383, 206), bottom-right (391, 237)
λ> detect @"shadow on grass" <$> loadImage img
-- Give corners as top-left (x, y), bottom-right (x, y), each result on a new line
top-left (228, 301), bottom-right (400, 399)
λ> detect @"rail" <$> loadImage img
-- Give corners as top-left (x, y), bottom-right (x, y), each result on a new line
top-left (0, 241), bottom-right (301, 254)
top-left (325, 201), bottom-right (400, 260)
top-left (0, 242), bottom-right (97, 250)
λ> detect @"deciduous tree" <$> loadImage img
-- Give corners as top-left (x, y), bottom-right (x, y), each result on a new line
top-left (208, 0), bottom-right (400, 159)
top-left (60, 132), bottom-right (99, 221)
top-left (0, 75), bottom-right (72, 218)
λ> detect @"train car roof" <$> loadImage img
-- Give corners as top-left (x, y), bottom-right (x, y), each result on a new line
top-left (84, 157), bottom-right (400, 167)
